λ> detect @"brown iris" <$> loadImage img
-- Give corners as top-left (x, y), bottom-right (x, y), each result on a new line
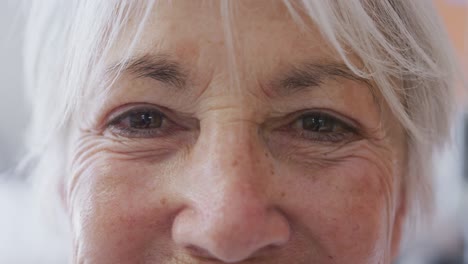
top-left (301, 113), bottom-right (346, 133)
top-left (129, 111), bottom-right (164, 129)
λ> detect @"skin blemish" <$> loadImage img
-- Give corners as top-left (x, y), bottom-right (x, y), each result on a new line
top-left (160, 198), bottom-right (167, 206)
top-left (232, 159), bottom-right (239, 167)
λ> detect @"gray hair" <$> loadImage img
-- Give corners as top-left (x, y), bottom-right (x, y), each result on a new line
top-left (21, 0), bottom-right (459, 243)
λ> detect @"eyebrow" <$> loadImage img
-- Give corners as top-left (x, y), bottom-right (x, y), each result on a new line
top-left (110, 54), bottom-right (371, 96)
top-left (113, 54), bottom-right (187, 89)
top-left (274, 62), bottom-right (372, 96)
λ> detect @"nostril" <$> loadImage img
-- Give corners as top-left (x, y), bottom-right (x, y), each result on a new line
top-left (172, 201), bottom-right (291, 262)
top-left (185, 243), bottom-right (285, 262)
top-left (185, 245), bottom-right (217, 260)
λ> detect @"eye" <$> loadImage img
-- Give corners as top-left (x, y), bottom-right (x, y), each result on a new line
top-left (107, 107), bottom-right (178, 138)
top-left (128, 111), bottom-right (163, 129)
top-left (300, 113), bottom-right (346, 133)
top-left (290, 112), bottom-right (356, 143)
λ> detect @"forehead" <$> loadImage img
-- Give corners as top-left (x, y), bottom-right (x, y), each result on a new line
top-left (114, 0), bottom-right (342, 78)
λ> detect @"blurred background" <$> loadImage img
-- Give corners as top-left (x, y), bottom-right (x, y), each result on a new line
top-left (0, 0), bottom-right (466, 263)
top-left (0, 1), bottom-right (28, 173)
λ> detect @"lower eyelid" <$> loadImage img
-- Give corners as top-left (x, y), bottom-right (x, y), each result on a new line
top-left (302, 131), bottom-right (353, 143)
top-left (108, 126), bottom-right (165, 138)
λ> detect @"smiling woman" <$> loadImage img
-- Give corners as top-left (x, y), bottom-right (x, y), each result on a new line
top-left (21, 0), bottom-right (458, 263)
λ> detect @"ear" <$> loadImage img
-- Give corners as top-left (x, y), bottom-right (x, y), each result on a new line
top-left (390, 190), bottom-right (407, 260)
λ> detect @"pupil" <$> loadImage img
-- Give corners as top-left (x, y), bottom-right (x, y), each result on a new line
top-left (130, 111), bottom-right (162, 129)
top-left (140, 113), bottom-right (152, 128)
top-left (302, 114), bottom-right (333, 132)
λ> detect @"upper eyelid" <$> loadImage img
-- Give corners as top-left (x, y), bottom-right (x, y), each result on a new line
top-left (269, 109), bottom-right (360, 132)
top-left (104, 103), bottom-right (360, 132)
top-left (110, 107), bottom-right (165, 122)
top-left (297, 110), bottom-right (358, 128)
top-left (296, 112), bottom-right (356, 132)
top-left (105, 104), bottom-right (169, 127)
top-left (105, 103), bottom-right (199, 131)
top-left (105, 108), bottom-right (171, 138)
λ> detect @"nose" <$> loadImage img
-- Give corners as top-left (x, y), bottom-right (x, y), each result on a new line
top-left (172, 122), bottom-right (290, 262)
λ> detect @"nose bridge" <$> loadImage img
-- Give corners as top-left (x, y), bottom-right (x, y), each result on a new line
top-left (196, 114), bottom-right (266, 183)
top-left (171, 115), bottom-right (290, 262)
top-left (192, 116), bottom-right (269, 212)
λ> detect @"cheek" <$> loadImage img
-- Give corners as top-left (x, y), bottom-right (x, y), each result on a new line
top-left (68, 147), bottom-right (179, 262)
top-left (277, 146), bottom-right (398, 263)
top-left (67, 131), bottom-right (402, 263)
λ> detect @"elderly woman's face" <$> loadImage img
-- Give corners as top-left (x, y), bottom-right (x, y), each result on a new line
top-left (67, 1), bottom-right (407, 263)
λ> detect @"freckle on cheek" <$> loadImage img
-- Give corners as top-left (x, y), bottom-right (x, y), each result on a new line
top-left (160, 198), bottom-right (167, 206)
top-left (232, 160), bottom-right (238, 167)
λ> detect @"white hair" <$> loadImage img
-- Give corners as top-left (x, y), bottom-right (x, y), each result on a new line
top-left (21, 0), bottom-right (459, 246)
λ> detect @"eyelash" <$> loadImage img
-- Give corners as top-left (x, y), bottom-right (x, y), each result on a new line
top-left (106, 106), bottom-right (357, 143)
top-left (286, 111), bottom-right (357, 143)
top-left (107, 107), bottom-right (180, 138)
